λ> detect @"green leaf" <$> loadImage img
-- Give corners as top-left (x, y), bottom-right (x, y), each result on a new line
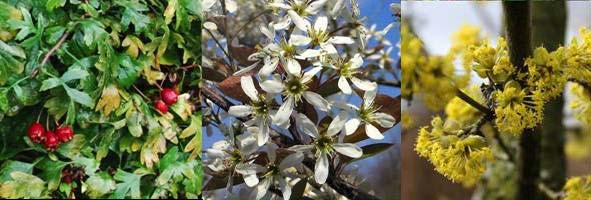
top-left (79, 19), bottom-right (108, 47)
top-left (37, 158), bottom-right (68, 191)
top-left (84, 172), bottom-right (116, 198)
top-left (61, 68), bottom-right (89, 82)
top-left (127, 110), bottom-right (143, 137)
top-left (72, 156), bottom-right (100, 177)
top-left (40, 77), bottom-right (61, 91)
top-left (44, 94), bottom-right (69, 119)
top-left (0, 40), bottom-right (25, 58)
top-left (0, 88), bottom-right (9, 113)
top-left (0, 171), bottom-right (46, 198)
top-left (181, 114), bottom-right (201, 160)
top-left (6, 7), bottom-right (35, 41)
top-left (164, 0), bottom-right (178, 25)
top-left (57, 134), bottom-right (86, 159)
top-left (0, 160), bottom-right (33, 182)
top-left (46, 0), bottom-right (67, 11)
top-left (45, 26), bottom-right (66, 44)
top-left (111, 169), bottom-right (143, 199)
top-left (65, 100), bottom-right (76, 125)
top-left (117, 55), bottom-right (142, 88)
top-left (158, 146), bottom-right (179, 171)
top-left (116, 0), bottom-right (150, 32)
top-left (64, 86), bottom-right (94, 107)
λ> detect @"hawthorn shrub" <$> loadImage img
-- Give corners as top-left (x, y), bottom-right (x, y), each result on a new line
top-left (0, 0), bottom-right (202, 199)
top-left (201, 0), bottom-right (400, 199)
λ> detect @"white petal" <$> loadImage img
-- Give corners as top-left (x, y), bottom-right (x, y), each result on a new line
top-left (365, 123), bottom-right (384, 140)
top-left (268, 3), bottom-right (291, 9)
top-left (350, 53), bottom-right (363, 69)
top-left (266, 142), bottom-right (278, 163)
top-left (333, 143), bottom-right (363, 158)
top-left (287, 10), bottom-right (310, 31)
top-left (315, 152), bottom-right (329, 184)
top-left (203, 21), bottom-right (217, 30)
top-left (289, 34), bottom-right (311, 46)
top-left (228, 105), bottom-right (253, 117)
top-left (279, 178), bottom-right (292, 200)
top-left (302, 66), bottom-right (322, 83)
top-left (298, 49), bottom-right (321, 58)
top-left (260, 57), bottom-right (279, 76)
top-left (234, 61), bottom-right (259, 76)
top-left (351, 77), bottom-right (377, 91)
top-left (235, 163), bottom-right (266, 175)
top-left (241, 76), bottom-right (259, 101)
top-left (304, 91), bottom-right (330, 111)
top-left (338, 76), bottom-right (352, 94)
top-left (225, 0), bottom-right (238, 13)
top-left (328, 36), bottom-right (355, 44)
top-left (257, 121), bottom-right (270, 146)
top-left (286, 58), bottom-right (301, 75)
top-left (306, 0), bottom-right (327, 14)
top-left (363, 89), bottom-right (377, 108)
top-left (253, 178), bottom-right (272, 200)
top-left (374, 112), bottom-right (396, 128)
top-left (260, 25), bottom-right (275, 40)
top-left (296, 113), bottom-right (320, 138)
top-left (273, 97), bottom-right (294, 126)
top-left (260, 79), bottom-right (284, 94)
top-left (330, 0), bottom-right (345, 16)
top-left (243, 174), bottom-right (259, 187)
top-left (273, 16), bottom-right (291, 30)
top-left (288, 144), bottom-right (314, 152)
top-left (314, 16), bottom-right (328, 33)
top-left (279, 152), bottom-right (304, 170)
top-left (327, 111), bottom-right (348, 136)
top-left (345, 118), bottom-right (361, 135)
top-left (321, 43), bottom-right (338, 54)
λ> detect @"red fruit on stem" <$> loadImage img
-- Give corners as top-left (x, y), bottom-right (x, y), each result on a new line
top-left (28, 122), bottom-right (45, 143)
top-left (161, 88), bottom-right (178, 105)
top-left (155, 100), bottom-right (169, 113)
top-left (44, 131), bottom-right (60, 151)
top-left (56, 126), bottom-right (74, 143)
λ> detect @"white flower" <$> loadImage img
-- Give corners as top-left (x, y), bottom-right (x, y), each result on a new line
top-left (321, 53), bottom-right (377, 94)
top-left (243, 143), bottom-right (304, 200)
top-left (228, 76), bottom-right (275, 146)
top-left (367, 47), bottom-right (395, 69)
top-left (262, 67), bottom-right (331, 126)
top-left (299, 16), bottom-right (355, 56)
top-left (204, 133), bottom-right (259, 194)
top-left (344, 90), bottom-right (396, 140)
top-left (269, 0), bottom-right (328, 31)
top-left (289, 114), bottom-right (363, 184)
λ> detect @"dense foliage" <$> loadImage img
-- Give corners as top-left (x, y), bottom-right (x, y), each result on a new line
top-left (0, 0), bottom-right (202, 198)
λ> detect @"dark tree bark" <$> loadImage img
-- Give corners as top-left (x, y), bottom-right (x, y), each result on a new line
top-left (531, 1), bottom-right (567, 197)
top-left (503, 2), bottom-right (541, 200)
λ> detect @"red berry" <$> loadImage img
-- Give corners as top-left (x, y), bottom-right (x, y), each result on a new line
top-left (28, 122), bottom-right (45, 143)
top-left (44, 131), bottom-right (60, 151)
top-left (56, 126), bottom-right (74, 143)
top-left (155, 100), bottom-right (169, 113)
top-left (161, 88), bottom-right (178, 105)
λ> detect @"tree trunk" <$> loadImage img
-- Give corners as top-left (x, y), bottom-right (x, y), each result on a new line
top-left (531, 1), bottom-right (567, 197)
top-left (503, 2), bottom-right (540, 199)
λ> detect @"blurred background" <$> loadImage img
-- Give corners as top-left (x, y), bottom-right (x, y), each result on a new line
top-left (402, 1), bottom-right (591, 200)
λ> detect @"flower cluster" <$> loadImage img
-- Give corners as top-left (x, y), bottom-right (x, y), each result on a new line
top-left (415, 117), bottom-right (492, 186)
top-left (564, 176), bottom-right (591, 200)
top-left (202, 1), bottom-right (399, 199)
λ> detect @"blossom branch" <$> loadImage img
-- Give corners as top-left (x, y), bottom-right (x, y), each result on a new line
top-left (455, 89), bottom-right (493, 116)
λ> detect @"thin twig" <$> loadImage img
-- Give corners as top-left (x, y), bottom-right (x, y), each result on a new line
top-left (456, 89), bottom-right (493, 116)
top-left (205, 28), bottom-right (233, 66)
top-left (32, 32), bottom-right (70, 78)
top-left (233, 10), bottom-right (270, 38)
top-left (492, 123), bottom-right (515, 162)
top-left (220, 0), bottom-right (235, 71)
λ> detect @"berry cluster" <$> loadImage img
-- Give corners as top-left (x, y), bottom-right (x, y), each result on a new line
top-left (154, 87), bottom-right (179, 114)
top-left (28, 122), bottom-right (74, 151)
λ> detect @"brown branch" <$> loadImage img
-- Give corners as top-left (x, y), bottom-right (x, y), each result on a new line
top-left (455, 89), bottom-right (493, 116)
top-left (32, 32), bottom-right (70, 78)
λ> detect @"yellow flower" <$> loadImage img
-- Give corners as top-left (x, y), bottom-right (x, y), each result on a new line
top-left (415, 117), bottom-right (493, 186)
top-left (569, 83), bottom-right (591, 126)
top-left (450, 25), bottom-right (482, 55)
top-left (563, 28), bottom-right (591, 82)
top-left (494, 81), bottom-right (543, 135)
top-left (524, 47), bottom-right (568, 102)
top-left (468, 37), bottom-right (514, 83)
top-left (564, 176), bottom-right (591, 200)
top-left (445, 85), bottom-right (485, 127)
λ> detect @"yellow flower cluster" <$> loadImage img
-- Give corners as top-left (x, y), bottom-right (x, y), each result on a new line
top-left (466, 37), bottom-right (514, 83)
top-left (564, 176), bottom-right (591, 200)
top-left (415, 117), bottom-right (493, 186)
top-left (524, 47), bottom-right (568, 102)
top-left (563, 28), bottom-right (591, 82)
top-left (445, 85), bottom-right (485, 127)
top-left (569, 83), bottom-right (591, 126)
top-left (401, 23), bottom-right (471, 110)
top-left (493, 81), bottom-right (543, 135)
